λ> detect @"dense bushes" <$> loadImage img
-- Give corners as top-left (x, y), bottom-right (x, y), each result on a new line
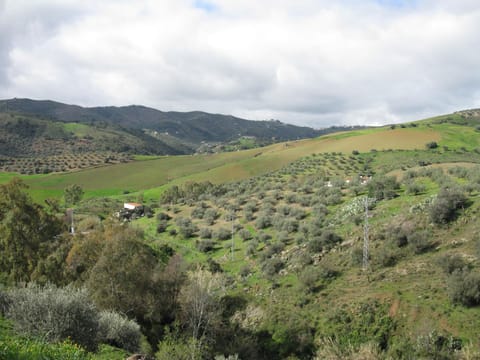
top-left (4, 283), bottom-right (99, 351)
top-left (2, 283), bottom-right (142, 353)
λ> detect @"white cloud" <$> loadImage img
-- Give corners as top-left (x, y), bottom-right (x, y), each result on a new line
top-left (0, 0), bottom-right (479, 127)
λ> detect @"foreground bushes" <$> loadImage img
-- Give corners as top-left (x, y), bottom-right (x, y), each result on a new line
top-left (5, 284), bottom-right (99, 351)
top-left (0, 336), bottom-right (92, 360)
top-left (3, 283), bottom-right (141, 353)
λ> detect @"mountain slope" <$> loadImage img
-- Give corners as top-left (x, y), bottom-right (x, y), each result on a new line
top-left (0, 98), bottom-right (326, 144)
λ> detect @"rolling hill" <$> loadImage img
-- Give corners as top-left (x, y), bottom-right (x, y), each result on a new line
top-left (0, 98), bottom-right (349, 151)
top-left (0, 110), bottom-right (478, 202)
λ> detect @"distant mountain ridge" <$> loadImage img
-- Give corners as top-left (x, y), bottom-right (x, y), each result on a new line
top-left (0, 98), bottom-right (326, 144)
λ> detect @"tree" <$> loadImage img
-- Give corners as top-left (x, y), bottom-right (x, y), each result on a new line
top-left (0, 178), bottom-right (64, 283)
top-left (86, 226), bottom-right (169, 346)
top-left (64, 184), bottom-right (84, 206)
top-left (367, 176), bottom-right (400, 200)
top-left (180, 268), bottom-right (225, 356)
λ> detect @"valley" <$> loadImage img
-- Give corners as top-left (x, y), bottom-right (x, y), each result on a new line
top-left (1, 107), bottom-right (480, 359)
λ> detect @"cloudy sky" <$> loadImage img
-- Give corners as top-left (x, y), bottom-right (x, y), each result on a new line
top-left (0, 0), bottom-right (479, 127)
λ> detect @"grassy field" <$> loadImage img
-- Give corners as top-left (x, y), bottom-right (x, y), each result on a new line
top-left (0, 120), bottom-right (475, 203)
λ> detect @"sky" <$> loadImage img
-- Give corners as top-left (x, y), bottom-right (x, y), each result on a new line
top-left (0, 0), bottom-right (479, 128)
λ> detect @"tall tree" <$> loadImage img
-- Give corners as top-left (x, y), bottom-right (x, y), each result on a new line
top-left (180, 268), bottom-right (225, 356)
top-left (0, 178), bottom-right (64, 283)
top-left (64, 184), bottom-right (84, 207)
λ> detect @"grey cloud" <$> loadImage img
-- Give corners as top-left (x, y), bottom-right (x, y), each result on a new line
top-left (1, 0), bottom-right (480, 127)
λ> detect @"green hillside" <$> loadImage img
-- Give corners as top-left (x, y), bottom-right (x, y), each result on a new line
top-left (1, 115), bottom-right (479, 202)
top-left (0, 98), bottom-right (331, 150)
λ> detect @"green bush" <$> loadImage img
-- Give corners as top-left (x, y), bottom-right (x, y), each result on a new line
top-left (238, 229), bottom-right (253, 241)
top-left (408, 231), bottom-right (433, 254)
top-left (197, 239), bottom-right (216, 253)
top-left (175, 217), bottom-right (198, 238)
top-left (429, 186), bottom-right (468, 225)
top-left (415, 330), bottom-right (462, 359)
top-left (214, 227), bottom-right (231, 241)
top-left (0, 336), bottom-right (92, 360)
top-left (438, 254), bottom-right (468, 274)
top-left (308, 230), bottom-right (342, 253)
top-left (255, 214), bottom-right (272, 229)
top-left (98, 310), bottom-right (141, 353)
top-left (405, 181), bottom-right (426, 196)
top-left (447, 269), bottom-right (480, 306)
top-left (199, 227), bottom-right (212, 239)
top-left (6, 283), bottom-right (99, 351)
top-left (262, 258), bottom-right (284, 277)
top-left (367, 175), bottom-right (400, 200)
top-left (157, 220), bottom-right (168, 233)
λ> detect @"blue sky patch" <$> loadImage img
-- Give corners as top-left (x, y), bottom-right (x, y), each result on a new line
top-left (193, 0), bottom-right (217, 13)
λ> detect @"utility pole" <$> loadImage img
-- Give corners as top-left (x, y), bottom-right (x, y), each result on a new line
top-left (231, 213), bottom-right (235, 261)
top-left (363, 196), bottom-right (369, 271)
top-left (67, 208), bottom-right (75, 234)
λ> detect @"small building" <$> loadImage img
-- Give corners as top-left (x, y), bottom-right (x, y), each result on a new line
top-left (124, 202), bottom-right (143, 210)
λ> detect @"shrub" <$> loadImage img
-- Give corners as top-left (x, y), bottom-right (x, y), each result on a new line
top-left (308, 230), bottom-right (343, 253)
top-left (429, 186), bottom-right (468, 224)
top-left (438, 254), bottom-right (468, 275)
top-left (447, 269), bottom-right (480, 306)
top-left (207, 258), bottom-right (223, 273)
top-left (415, 330), bottom-right (462, 359)
top-left (197, 239), bottom-right (216, 253)
top-left (157, 220), bottom-right (168, 233)
top-left (376, 245), bottom-right (399, 267)
top-left (238, 229), bottom-right (253, 241)
top-left (245, 243), bottom-right (257, 256)
top-left (214, 227), bottom-right (231, 241)
top-left (176, 217), bottom-right (198, 238)
top-left (405, 181), bottom-right (426, 196)
top-left (277, 231), bottom-right (290, 244)
top-left (426, 141), bottom-right (438, 149)
top-left (0, 337), bottom-right (91, 360)
top-left (199, 227), bottom-right (212, 239)
top-left (98, 310), bottom-right (141, 352)
top-left (156, 212), bottom-right (171, 221)
top-left (239, 265), bottom-right (251, 278)
top-left (408, 231), bottom-right (432, 254)
top-left (204, 208), bottom-right (219, 225)
top-left (262, 242), bottom-right (285, 260)
top-left (262, 258), bottom-right (284, 277)
top-left (299, 266), bottom-right (321, 292)
top-left (6, 283), bottom-right (99, 351)
top-left (191, 206), bottom-right (206, 219)
top-left (367, 176), bottom-right (400, 200)
top-left (255, 214), bottom-right (272, 229)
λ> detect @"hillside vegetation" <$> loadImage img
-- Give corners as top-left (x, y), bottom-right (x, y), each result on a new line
top-left (2, 110), bottom-right (480, 359)
top-left (0, 98), bottom-right (340, 157)
top-left (0, 115), bottom-right (477, 203)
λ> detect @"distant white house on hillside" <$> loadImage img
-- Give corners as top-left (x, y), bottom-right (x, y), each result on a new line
top-left (124, 202), bottom-right (143, 210)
